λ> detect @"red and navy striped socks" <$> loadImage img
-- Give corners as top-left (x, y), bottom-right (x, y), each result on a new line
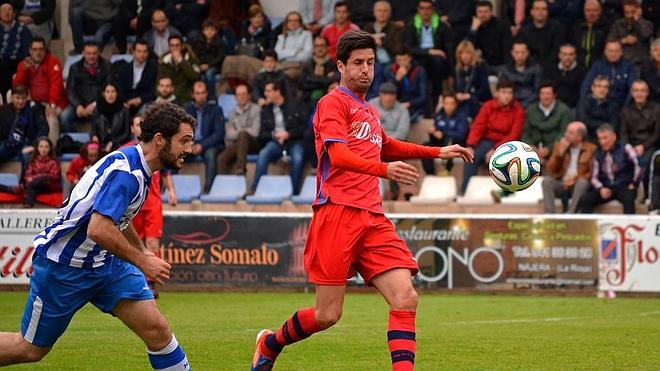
top-left (261, 307), bottom-right (322, 360)
top-left (388, 309), bottom-right (416, 371)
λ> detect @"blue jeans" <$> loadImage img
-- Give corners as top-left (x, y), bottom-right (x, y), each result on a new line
top-left (460, 139), bottom-right (495, 195)
top-left (198, 146), bottom-right (219, 192)
top-left (252, 141), bottom-right (304, 194)
top-left (58, 105), bottom-right (79, 132)
top-left (0, 141), bottom-right (20, 164)
top-left (202, 67), bottom-right (219, 100)
top-left (69, 6), bottom-right (113, 50)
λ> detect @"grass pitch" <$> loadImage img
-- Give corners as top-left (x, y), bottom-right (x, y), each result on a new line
top-left (1, 291), bottom-right (660, 370)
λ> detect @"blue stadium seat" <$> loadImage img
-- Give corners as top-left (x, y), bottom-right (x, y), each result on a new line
top-left (199, 175), bottom-right (246, 203)
top-left (291, 176), bottom-right (316, 204)
top-left (162, 175), bottom-right (201, 203)
top-left (59, 132), bottom-right (91, 154)
top-left (0, 173), bottom-right (19, 186)
top-left (63, 55), bottom-right (83, 81)
top-left (217, 94), bottom-right (237, 120)
top-left (110, 54), bottom-right (134, 64)
top-left (60, 153), bottom-right (78, 161)
top-left (245, 175), bottom-right (292, 204)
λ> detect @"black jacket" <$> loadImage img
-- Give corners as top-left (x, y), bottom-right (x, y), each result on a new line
top-left (66, 58), bottom-right (111, 107)
top-left (191, 34), bottom-right (225, 69)
top-left (466, 16), bottom-right (512, 67)
top-left (571, 19), bottom-right (610, 69)
top-left (258, 98), bottom-right (307, 147)
top-left (115, 59), bottom-right (158, 104)
top-left (543, 63), bottom-right (585, 108)
top-left (91, 107), bottom-right (132, 150)
top-left (517, 19), bottom-right (565, 72)
top-left (576, 95), bottom-right (621, 139)
top-left (252, 69), bottom-right (289, 102)
top-left (0, 103), bottom-right (48, 146)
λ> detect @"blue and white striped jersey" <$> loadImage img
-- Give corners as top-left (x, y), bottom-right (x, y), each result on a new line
top-left (34, 145), bottom-right (152, 268)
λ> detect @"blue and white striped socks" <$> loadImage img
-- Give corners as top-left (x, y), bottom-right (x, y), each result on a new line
top-left (147, 334), bottom-right (190, 370)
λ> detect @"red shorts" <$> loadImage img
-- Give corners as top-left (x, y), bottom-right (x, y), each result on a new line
top-left (131, 205), bottom-right (163, 239)
top-left (304, 202), bottom-right (418, 286)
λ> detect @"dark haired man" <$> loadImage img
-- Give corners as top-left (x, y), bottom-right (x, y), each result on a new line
top-left (0, 103), bottom-right (195, 370)
top-left (251, 29), bottom-right (472, 371)
top-left (116, 39), bottom-right (158, 115)
top-left (13, 37), bottom-right (68, 144)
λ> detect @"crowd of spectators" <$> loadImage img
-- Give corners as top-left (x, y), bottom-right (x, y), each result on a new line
top-left (0, 0), bottom-right (658, 213)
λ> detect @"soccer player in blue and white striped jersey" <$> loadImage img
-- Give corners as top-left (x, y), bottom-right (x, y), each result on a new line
top-left (0, 103), bottom-right (195, 370)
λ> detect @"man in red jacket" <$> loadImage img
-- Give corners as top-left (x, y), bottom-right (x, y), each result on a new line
top-left (460, 79), bottom-right (525, 195)
top-left (13, 37), bottom-right (68, 145)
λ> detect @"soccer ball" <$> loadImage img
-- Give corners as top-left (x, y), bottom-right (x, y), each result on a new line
top-left (488, 141), bottom-right (541, 192)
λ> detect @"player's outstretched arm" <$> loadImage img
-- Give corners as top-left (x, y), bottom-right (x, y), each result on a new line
top-left (382, 138), bottom-right (473, 163)
top-left (327, 142), bottom-right (419, 185)
top-left (88, 212), bottom-right (171, 284)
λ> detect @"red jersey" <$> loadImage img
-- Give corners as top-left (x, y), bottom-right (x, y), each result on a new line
top-left (313, 86), bottom-right (390, 214)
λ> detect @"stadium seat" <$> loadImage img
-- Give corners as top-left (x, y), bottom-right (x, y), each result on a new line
top-left (60, 153), bottom-right (78, 161)
top-left (110, 54), bottom-right (133, 64)
top-left (163, 175), bottom-right (201, 203)
top-left (500, 176), bottom-right (544, 206)
top-left (291, 176), bottom-right (316, 204)
top-left (199, 175), bottom-right (246, 203)
top-left (409, 176), bottom-right (457, 204)
top-left (0, 173), bottom-right (18, 186)
top-left (217, 94), bottom-right (237, 120)
top-left (63, 55), bottom-right (83, 81)
top-left (245, 175), bottom-right (292, 204)
top-left (59, 132), bottom-right (91, 155)
top-left (269, 16), bottom-right (284, 28)
top-left (456, 176), bottom-right (501, 205)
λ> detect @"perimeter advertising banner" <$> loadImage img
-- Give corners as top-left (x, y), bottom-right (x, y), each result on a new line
top-left (598, 218), bottom-right (660, 292)
top-left (0, 211), bottom-right (57, 284)
top-left (1, 210), bottom-right (657, 293)
top-left (160, 214), bottom-right (600, 289)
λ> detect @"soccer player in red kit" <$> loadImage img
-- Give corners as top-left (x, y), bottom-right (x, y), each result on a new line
top-left (251, 30), bottom-right (473, 371)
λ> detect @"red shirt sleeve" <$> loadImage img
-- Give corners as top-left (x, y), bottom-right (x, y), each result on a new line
top-left (381, 138), bottom-right (440, 160)
top-left (12, 61), bottom-right (27, 87)
top-left (316, 94), bottom-right (349, 145)
top-left (327, 142), bottom-right (388, 178)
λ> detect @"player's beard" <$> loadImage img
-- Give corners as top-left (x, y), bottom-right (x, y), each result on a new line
top-left (348, 73), bottom-right (372, 95)
top-left (159, 140), bottom-right (183, 170)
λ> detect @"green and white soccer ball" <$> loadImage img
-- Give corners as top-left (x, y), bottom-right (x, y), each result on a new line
top-left (488, 140), bottom-right (541, 192)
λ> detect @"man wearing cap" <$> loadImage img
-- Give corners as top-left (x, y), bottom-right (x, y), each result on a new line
top-left (368, 82), bottom-right (410, 141)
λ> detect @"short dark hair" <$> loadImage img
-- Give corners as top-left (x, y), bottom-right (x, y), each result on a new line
top-left (334, 1), bottom-right (349, 10)
top-left (496, 79), bottom-right (514, 91)
top-left (418, 0), bottom-right (434, 7)
top-left (83, 41), bottom-right (99, 50)
top-left (265, 79), bottom-right (284, 94)
top-left (336, 30), bottom-right (377, 65)
top-left (263, 49), bottom-right (278, 61)
top-left (623, 0), bottom-right (640, 7)
top-left (30, 37), bottom-right (46, 48)
top-left (476, 0), bottom-right (493, 10)
top-left (393, 46), bottom-right (411, 56)
top-left (168, 35), bottom-right (183, 44)
top-left (202, 18), bottom-right (217, 30)
top-left (134, 39), bottom-right (149, 49)
top-left (512, 39), bottom-right (528, 49)
top-left (539, 80), bottom-right (556, 94)
top-left (140, 103), bottom-right (196, 143)
top-left (12, 84), bottom-right (28, 96)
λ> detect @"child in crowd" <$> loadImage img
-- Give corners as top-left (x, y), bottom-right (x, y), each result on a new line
top-left (22, 137), bottom-right (61, 207)
top-left (422, 93), bottom-right (470, 175)
top-left (65, 141), bottom-right (101, 197)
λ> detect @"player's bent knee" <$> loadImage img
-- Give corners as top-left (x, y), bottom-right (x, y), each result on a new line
top-left (142, 317), bottom-right (173, 350)
top-left (390, 288), bottom-right (418, 311)
top-left (315, 308), bottom-right (342, 329)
